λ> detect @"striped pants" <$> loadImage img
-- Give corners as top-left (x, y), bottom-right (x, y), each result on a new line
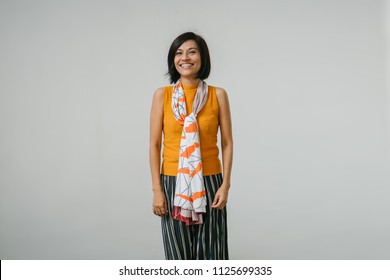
top-left (160, 174), bottom-right (229, 260)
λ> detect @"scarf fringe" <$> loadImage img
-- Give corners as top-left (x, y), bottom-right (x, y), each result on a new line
top-left (172, 206), bottom-right (205, 225)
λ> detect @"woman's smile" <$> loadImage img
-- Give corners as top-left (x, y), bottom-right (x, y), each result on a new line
top-left (179, 63), bottom-right (194, 69)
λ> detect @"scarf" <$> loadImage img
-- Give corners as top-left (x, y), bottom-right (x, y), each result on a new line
top-left (171, 80), bottom-right (208, 225)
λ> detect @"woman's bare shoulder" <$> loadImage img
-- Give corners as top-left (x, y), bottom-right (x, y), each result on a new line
top-left (152, 87), bottom-right (166, 102)
top-left (215, 87), bottom-right (229, 100)
top-left (154, 87), bottom-right (165, 95)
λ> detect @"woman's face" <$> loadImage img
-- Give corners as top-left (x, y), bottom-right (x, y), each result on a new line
top-left (174, 40), bottom-right (201, 80)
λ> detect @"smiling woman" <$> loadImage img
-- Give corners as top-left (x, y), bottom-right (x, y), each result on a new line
top-left (166, 32), bottom-right (211, 85)
top-left (149, 32), bottom-right (233, 260)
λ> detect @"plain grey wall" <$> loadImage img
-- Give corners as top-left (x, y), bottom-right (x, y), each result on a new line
top-left (1, 0), bottom-right (389, 259)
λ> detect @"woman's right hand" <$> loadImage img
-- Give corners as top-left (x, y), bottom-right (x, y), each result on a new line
top-left (153, 190), bottom-right (168, 217)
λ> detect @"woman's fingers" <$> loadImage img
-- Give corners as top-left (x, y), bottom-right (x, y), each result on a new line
top-left (212, 195), bottom-right (227, 209)
top-left (153, 206), bottom-right (168, 216)
top-left (153, 191), bottom-right (168, 216)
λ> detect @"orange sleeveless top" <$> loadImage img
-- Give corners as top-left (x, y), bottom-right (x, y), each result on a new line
top-left (162, 83), bottom-right (222, 176)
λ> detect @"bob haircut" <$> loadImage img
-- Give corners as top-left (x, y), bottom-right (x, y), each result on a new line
top-left (166, 32), bottom-right (211, 84)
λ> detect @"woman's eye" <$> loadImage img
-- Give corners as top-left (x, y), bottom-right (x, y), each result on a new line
top-left (189, 51), bottom-right (196, 54)
top-left (175, 52), bottom-right (182, 56)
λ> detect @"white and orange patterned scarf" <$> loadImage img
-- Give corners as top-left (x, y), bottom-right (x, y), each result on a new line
top-left (171, 80), bottom-right (208, 225)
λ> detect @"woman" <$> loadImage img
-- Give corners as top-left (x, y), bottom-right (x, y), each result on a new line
top-left (149, 32), bottom-right (233, 260)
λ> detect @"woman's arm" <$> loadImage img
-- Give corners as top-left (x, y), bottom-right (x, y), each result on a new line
top-left (149, 87), bottom-right (168, 216)
top-left (212, 87), bottom-right (233, 209)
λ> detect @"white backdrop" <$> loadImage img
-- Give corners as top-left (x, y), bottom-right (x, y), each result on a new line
top-left (1, 0), bottom-right (389, 259)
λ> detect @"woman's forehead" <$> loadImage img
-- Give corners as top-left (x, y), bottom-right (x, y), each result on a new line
top-left (178, 40), bottom-right (198, 50)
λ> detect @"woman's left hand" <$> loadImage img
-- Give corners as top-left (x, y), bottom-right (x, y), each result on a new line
top-left (211, 185), bottom-right (229, 209)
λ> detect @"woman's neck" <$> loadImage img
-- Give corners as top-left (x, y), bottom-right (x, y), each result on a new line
top-left (180, 77), bottom-right (200, 87)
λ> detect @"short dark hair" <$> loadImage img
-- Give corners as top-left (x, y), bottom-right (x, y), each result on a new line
top-left (166, 32), bottom-right (211, 84)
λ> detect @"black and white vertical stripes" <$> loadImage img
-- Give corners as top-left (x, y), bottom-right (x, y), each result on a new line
top-left (160, 174), bottom-right (229, 260)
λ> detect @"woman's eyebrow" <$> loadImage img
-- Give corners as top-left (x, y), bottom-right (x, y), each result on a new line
top-left (176, 47), bottom-right (198, 51)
